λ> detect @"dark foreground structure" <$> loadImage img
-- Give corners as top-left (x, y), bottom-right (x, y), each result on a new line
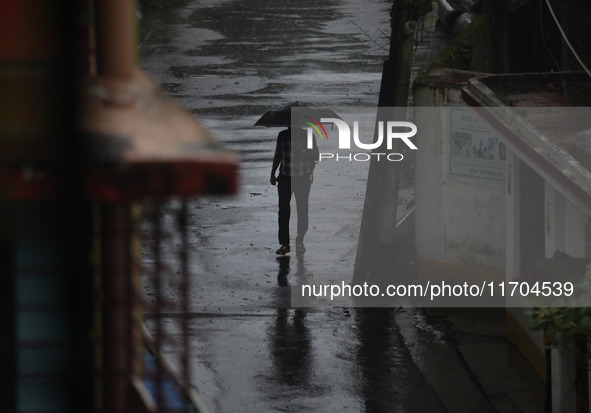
top-left (0, 1), bottom-right (237, 412)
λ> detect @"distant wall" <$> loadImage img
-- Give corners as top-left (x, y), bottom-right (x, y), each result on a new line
top-left (545, 182), bottom-right (587, 259)
top-left (413, 69), bottom-right (506, 283)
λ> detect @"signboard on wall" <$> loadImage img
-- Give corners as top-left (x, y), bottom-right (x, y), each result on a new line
top-left (449, 107), bottom-right (506, 181)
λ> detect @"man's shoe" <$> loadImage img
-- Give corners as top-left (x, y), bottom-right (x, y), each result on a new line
top-left (276, 245), bottom-right (290, 255)
top-left (296, 243), bottom-right (306, 253)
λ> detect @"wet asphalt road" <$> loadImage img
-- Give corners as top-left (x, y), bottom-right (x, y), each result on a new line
top-left (138, 1), bottom-right (486, 412)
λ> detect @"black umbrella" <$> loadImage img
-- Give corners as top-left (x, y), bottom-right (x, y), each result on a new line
top-left (254, 102), bottom-right (341, 128)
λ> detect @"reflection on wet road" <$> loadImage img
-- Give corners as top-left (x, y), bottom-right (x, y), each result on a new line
top-left (140, 0), bottom-right (458, 412)
top-left (268, 254), bottom-right (447, 412)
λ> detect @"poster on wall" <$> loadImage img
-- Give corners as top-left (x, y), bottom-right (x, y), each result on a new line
top-left (449, 107), bottom-right (506, 182)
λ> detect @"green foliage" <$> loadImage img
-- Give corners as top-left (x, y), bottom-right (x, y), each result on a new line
top-left (420, 14), bottom-right (495, 75)
top-left (530, 307), bottom-right (591, 346)
top-left (529, 264), bottom-right (591, 349)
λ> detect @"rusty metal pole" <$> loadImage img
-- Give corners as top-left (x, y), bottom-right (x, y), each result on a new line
top-left (179, 202), bottom-right (191, 392)
top-left (127, 205), bottom-right (144, 381)
top-left (101, 205), bottom-right (131, 413)
top-left (94, 0), bottom-right (135, 79)
top-left (93, 2), bottom-right (138, 411)
top-left (152, 203), bottom-right (164, 407)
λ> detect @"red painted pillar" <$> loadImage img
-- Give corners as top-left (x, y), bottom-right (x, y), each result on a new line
top-left (95, 0), bottom-right (135, 79)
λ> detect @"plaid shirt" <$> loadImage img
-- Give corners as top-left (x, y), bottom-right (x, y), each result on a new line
top-left (274, 128), bottom-right (318, 177)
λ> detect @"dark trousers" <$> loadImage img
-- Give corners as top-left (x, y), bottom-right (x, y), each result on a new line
top-left (277, 174), bottom-right (311, 246)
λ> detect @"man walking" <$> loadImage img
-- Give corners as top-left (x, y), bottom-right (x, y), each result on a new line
top-left (270, 127), bottom-right (319, 255)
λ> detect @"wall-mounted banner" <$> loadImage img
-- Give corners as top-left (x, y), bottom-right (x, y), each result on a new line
top-left (449, 106), bottom-right (506, 181)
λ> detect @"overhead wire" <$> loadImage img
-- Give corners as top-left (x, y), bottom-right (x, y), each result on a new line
top-left (536, 0), bottom-right (567, 93)
top-left (536, 1), bottom-right (560, 72)
top-left (545, 0), bottom-right (591, 79)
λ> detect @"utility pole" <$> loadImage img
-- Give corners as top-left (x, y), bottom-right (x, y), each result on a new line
top-left (486, 0), bottom-right (510, 73)
top-left (353, 0), bottom-right (420, 287)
